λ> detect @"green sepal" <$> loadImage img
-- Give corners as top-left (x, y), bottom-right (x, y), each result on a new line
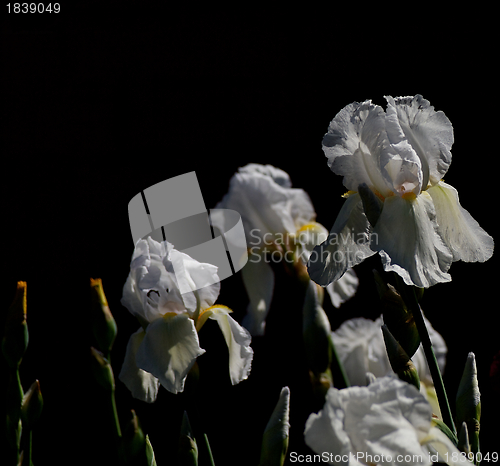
top-left (21, 379), bottom-right (43, 429)
top-left (259, 387), bottom-right (290, 466)
top-left (178, 411), bottom-right (198, 466)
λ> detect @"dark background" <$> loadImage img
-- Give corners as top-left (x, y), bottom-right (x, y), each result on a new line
top-left (3, 4), bottom-right (499, 465)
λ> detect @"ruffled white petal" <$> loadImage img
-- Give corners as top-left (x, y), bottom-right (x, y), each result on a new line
top-left (307, 193), bottom-right (376, 286)
top-left (238, 163), bottom-right (292, 188)
top-left (135, 314), bottom-right (205, 394)
top-left (323, 101), bottom-right (394, 197)
top-left (427, 181), bottom-right (494, 263)
top-left (167, 248), bottom-right (220, 313)
top-left (331, 317), bottom-right (391, 386)
top-left (325, 267), bottom-right (359, 308)
top-left (304, 385), bottom-right (353, 462)
top-left (343, 379), bottom-right (432, 461)
top-left (214, 164), bottom-right (316, 239)
top-left (241, 258), bottom-right (275, 336)
top-left (208, 307), bottom-right (253, 385)
top-left (305, 377), bottom-right (434, 465)
top-left (118, 328), bottom-right (160, 403)
top-left (386, 95), bottom-right (453, 188)
top-left (372, 192), bottom-right (453, 288)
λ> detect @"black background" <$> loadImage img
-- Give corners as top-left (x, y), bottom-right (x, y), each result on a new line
top-left (3, 4), bottom-right (499, 465)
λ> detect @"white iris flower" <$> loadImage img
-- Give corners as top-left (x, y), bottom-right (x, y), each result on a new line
top-left (304, 376), bottom-right (472, 466)
top-left (308, 95), bottom-right (493, 288)
top-left (119, 238), bottom-right (253, 400)
top-left (213, 163), bottom-right (358, 336)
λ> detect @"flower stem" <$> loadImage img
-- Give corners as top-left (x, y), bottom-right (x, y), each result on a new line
top-left (109, 387), bottom-right (122, 441)
top-left (397, 279), bottom-right (457, 437)
top-left (203, 433), bottom-right (216, 466)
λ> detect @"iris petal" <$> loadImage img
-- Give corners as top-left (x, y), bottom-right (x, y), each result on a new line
top-left (241, 258), bottom-right (275, 336)
top-left (307, 193), bottom-right (375, 287)
top-left (427, 181), bottom-right (494, 263)
top-left (372, 192), bottom-right (453, 288)
top-left (135, 314), bottom-right (205, 394)
top-left (118, 328), bottom-right (160, 403)
top-left (208, 307), bottom-right (254, 385)
top-left (323, 101), bottom-right (394, 197)
top-left (386, 95), bottom-right (453, 188)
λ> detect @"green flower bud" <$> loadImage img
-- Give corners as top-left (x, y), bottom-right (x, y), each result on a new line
top-left (178, 411), bottom-right (198, 466)
top-left (120, 410), bottom-right (147, 464)
top-left (456, 352), bottom-right (481, 425)
top-left (382, 325), bottom-right (420, 391)
top-left (259, 387), bottom-right (290, 466)
top-left (90, 347), bottom-right (115, 391)
top-left (145, 435), bottom-right (157, 466)
top-left (21, 379), bottom-right (43, 429)
top-left (456, 352), bottom-right (480, 457)
top-left (374, 271), bottom-right (420, 359)
top-left (91, 278), bottom-right (117, 355)
top-left (2, 281), bottom-right (29, 368)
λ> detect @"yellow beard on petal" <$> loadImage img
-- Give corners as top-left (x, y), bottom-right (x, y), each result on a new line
top-left (402, 192), bottom-right (417, 201)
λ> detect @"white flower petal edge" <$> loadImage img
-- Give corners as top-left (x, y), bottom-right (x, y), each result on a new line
top-left (331, 317), bottom-right (391, 386)
top-left (241, 259), bottom-right (275, 336)
top-left (323, 101), bottom-right (394, 197)
top-left (326, 268), bottom-right (359, 308)
top-left (214, 165), bottom-right (316, 240)
top-left (135, 313), bottom-right (205, 395)
top-left (118, 328), bottom-right (160, 403)
top-left (385, 95), bottom-right (453, 189)
top-left (332, 315), bottom-right (447, 389)
top-left (307, 194), bottom-right (375, 286)
top-left (427, 181), bottom-right (494, 263)
top-left (372, 192), bottom-right (453, 288)
top-left (304, 376), bottom-right (473, 466)
top-left (207, 306), bottom-right (253, 385)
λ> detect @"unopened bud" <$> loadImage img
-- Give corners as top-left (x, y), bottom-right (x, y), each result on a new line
top-left (21, 380), bottom-right (43, 429)
top-left (456, 352), bottom-right (481, 425)
top-left (120, 410), bottom-right (146, 462)
top-left (456, 352), bottom-right (481, 457)
top-left (374, 271), bottom-right (420, 359)
top-left (260, 387), bottom-right (290, 466)
top-left (382, 325), bottom-right (420, 390)
top-left (303, 281), bottom-right (332, 376)
top-left (90, 347), bottom-right (115, 391)
top-left (178, 411), bottom-right (198, 466)
top-left (91, 278), bottom-right (117, 355)
top-left (2, 281), bottom-right (29, 368)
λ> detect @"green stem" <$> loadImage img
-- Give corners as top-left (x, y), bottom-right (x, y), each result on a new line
top-left (203, 433), bottom-right (216, 466)
top-left (398, 280), bottom-right (456, 437)
top-left (110, 389), bottom-right (122, 440)
top-left (6, 367), bottom-right (23, 463)
top-left (24, 429), bottom-right (32, 466)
